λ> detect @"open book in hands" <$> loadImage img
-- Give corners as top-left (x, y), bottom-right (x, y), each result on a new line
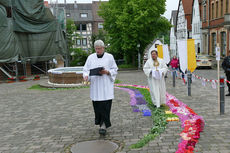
top-left (89, 67), bottom-right (104, 76)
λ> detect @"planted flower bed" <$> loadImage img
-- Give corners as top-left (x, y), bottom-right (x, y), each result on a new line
top-left (7, 77), bottom-right (15, 83)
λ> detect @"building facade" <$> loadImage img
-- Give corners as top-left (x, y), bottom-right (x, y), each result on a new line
top-left (201, 0), bottom-right (230, 57)
top-left (192, 0), bottom-right (203, 54)
top-left (65, 3), bottom-right (93, 51)
top-left (50, 1), bottom-right (106, 52)
top-left (176, 0), bottom-right (193, 42)
top-left (172, 0), bottom-right (230, 58)
top-left (170, 10), bottom-right (178, 57)
top-left (92, 1), bottom-right (105, 34)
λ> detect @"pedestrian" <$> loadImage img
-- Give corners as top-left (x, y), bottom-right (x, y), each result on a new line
top-left (222, 55), bottom-right (230, 96)
top-left (83, 40), bottom-right (118, 135)
top-left (170, 56), bottom-right (179, 78)
top-left (143, 50), bottom-right (168, 108)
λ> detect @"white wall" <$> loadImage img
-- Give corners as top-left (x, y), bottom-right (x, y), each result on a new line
top-left (192, 0), bottom-right (202, 54)
top-left (177, 1), bottom-right (187, 41)
top-left (170, 18), bottom-right (177, 57)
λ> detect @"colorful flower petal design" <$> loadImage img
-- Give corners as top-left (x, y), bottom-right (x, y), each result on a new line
top-left (115, 86), bottom-right (151, 116)
top-left (115, 84), bottom-right (205, 153)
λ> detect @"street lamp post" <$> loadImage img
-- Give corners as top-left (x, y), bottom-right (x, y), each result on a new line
top-left (137, 44), bottom-right (141, 69)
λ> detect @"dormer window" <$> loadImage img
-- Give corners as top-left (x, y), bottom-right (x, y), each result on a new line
top-left (98, 23), bottom-right (103, 29)
top-left (80, 13), bottom-right (88, 18)
top-left (66, 13), bottom-right (70, 17)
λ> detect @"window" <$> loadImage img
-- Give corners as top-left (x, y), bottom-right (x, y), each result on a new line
top-left (221, 0), bottom-right (223, 17)
top-left (98, 23), bottom-right (103, 29)
top-left (82, 24), bottom-right (87, 31)
top-left (76, 39), bottom-right (81, 46)
top-left (74, 3), bottom-right (78, 9)
top-left (221, 32), bottom-right (226, 56)
top-left (82, 38), bottom-right (87, 46)
top-left (80, 13), bottom-right (88, 18)
top-left (216, 1), bottom-right (218, 18)
top-left (204, 34), bottom-right (207, 53)
top-left (212, 3), bottom-right (214, 19)
top-left (66, 13), bottom-right (70, 17)
top-left (203, 5), bottom-right (207, 21)
top-left (76, 24), bottom-right (80, 30)
top-left (212, 33), bottom-right (217, 55)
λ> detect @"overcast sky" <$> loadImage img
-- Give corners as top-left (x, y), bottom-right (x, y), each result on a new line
top-left (48, 0), bottom-right (179, 20)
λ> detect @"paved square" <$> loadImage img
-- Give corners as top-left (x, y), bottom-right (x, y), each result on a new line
top-left (0, 70), bottom-right (229, 153)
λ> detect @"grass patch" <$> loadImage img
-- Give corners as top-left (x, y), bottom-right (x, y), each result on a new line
top-left (117, 86), bottom-right (171, 149)
top-left (115, 79), bottom-right (122, 84)
top-left (28, 84), bottom-right (89, 90)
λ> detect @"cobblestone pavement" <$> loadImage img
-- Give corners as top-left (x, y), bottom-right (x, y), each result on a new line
top-left (0, 69), bottom-right (229, 153)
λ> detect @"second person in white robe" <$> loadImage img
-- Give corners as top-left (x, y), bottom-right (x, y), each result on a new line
top-left (143, 50), bottom-right (168, 108)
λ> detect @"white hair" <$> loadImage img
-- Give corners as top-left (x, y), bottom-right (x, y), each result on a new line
top-left (94, 40), bottom-right (105, 48)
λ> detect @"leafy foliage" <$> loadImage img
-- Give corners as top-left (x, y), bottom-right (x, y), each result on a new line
top-left (70, 48), bottom-right (89, 66)
top-left (91, 30), bottom-right (108, 48)
top-left (114, 79), bottom-right (122, 84)
top-left (66, 19), bottom-right (79, 49)
top-left (66, 19), bottom-right (89, 66)
top-left (99, 0), bottom-right (171, 65)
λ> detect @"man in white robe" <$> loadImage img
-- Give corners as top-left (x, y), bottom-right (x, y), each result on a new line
top-left (83, 40), bottom-right (118, 135)
top-left (143, 50), bottom-right (168, 108)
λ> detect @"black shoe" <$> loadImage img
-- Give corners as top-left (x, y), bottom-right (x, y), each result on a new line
top-left (226, 93), bottom-right (230, 96)
top-left (99, 129), bottom-right (106, 135)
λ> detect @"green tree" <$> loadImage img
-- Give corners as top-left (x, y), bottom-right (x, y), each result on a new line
top-left (99, 0), bottom-right (171, 66)
top-left (70, 48), bottom-right (89, 66)
top-left (66, 19), bottom-right (79, 49)
top-left (66, 19), bottom-right (89, 66)
top-left (157, 30), bottom-right (170, 45)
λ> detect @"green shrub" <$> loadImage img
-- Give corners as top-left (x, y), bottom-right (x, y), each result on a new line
top-left (70, 48), bottom-right (90, 66)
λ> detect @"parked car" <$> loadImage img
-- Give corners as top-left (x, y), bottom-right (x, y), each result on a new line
top-left (196, 55), bottom-right (212, 68)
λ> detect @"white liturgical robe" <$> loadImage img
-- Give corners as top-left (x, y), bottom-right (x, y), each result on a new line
top-left (83, 52), bottom-right (118, 101)
top-left (143, 57), bottom-right (168, 107)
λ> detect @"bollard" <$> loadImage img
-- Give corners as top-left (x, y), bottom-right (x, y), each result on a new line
top-left (220, 76), bottom-right (225, 115)
top-left (187, 71), bottom-right (192, 96)
top-left (15, 62), bottom-right (18, 82)
top-left (173, 70), bottom-right (176, 87)
top-left (23, 62), bottom-right (27, 77)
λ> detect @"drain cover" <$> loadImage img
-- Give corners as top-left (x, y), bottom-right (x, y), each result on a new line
top-left (71, 140), bottom-right (119, 153)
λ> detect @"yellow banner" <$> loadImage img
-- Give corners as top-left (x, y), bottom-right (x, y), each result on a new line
top-left (157, 45), bottom-right (163, 59)
top-left (187, 39), bottom-right (197, 72)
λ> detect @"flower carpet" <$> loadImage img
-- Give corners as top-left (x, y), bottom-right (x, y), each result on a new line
top-left (115, 84), bottom-right (205, 153)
